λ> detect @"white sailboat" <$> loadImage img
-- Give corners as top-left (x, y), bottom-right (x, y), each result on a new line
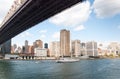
top-left (56, 57), bottom-right (79, 63)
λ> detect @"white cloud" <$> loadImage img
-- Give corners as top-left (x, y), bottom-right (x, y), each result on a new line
top-left (49, 1), bottom-right (91, 27)
top-left (52, 32), bottom-right (60, 39)
top-left (20, 32), bottom-right (33, 38)
top-left (40, 34), bottom-right (46, 38)
top-left (39, 29), bottom-right (47, 33)
top-left (93, 0), bottom-right (120, 18)
top-left (74, 25), bottom-right (85, 31)
top-left (0, 0), bottom-right (14, 24)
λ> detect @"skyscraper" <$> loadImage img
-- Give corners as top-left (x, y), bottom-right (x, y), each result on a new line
top-left (35, 40), bottom-right (43, 48)
top-left (0, 40), bottom-right (11, 55)
top-left (22, 46), bottom-right (25, 53)
top-left (60, 29), bottom-right (70, 57)
top-left (44, 43), bottom-right (48, 49)
top-left (25, 40), bottom-right (28, 53)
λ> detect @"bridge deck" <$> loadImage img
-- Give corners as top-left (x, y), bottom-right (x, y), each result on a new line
top-left (0, 0), bottom-right (83, 44)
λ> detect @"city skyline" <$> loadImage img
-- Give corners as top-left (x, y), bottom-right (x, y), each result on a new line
top-left (11, 32), bottom-right (120, 58)
top-left (1, 1), bottom-right (120, 79)
top-left (0, 0), bottom-right (120, 47)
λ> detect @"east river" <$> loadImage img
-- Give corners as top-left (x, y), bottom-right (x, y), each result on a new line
top-left (0, 59), bottom-right (120, 79)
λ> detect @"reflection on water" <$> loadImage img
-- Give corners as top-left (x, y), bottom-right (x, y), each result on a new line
top-left (0, 60), bottom-right (13, 79)
top-left (0, 59), bottom-right (120, 79)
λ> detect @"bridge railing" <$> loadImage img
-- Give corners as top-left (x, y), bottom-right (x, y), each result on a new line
top-left (0, 0), bottom-right (27, 28)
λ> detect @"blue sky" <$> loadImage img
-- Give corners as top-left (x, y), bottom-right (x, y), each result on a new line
top-left (0, 0), bottom-right (120, 47)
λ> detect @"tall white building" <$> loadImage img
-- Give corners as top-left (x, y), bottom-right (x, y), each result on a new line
top-left (86, 41), bottom-right (98, 56)
top-left (80, 42), bottom-right (87, 56)
top-left (49, 41), bottom-right (60, 57)
top-left (71, 40), bottom-right (81, 57)
top-left (108, 42), bottom-right (120, 55)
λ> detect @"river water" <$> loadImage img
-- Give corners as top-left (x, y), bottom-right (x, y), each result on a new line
top-left (0, 59), bottom-right (120, 79)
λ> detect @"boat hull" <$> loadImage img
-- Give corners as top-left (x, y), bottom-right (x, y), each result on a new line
top-left (56, 58), bottom-right (79, 63)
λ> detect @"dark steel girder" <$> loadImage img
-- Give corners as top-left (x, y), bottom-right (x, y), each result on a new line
top-left (0, 0), bottom-right (83, 44)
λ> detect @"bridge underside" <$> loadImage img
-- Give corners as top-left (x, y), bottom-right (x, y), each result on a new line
top-left (0, 0), bottom-right (83, 44)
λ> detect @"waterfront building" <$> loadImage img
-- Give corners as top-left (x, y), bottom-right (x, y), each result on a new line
top-left (0, 40), bottom-right (11, 55)
top-left (12, 44), bottom-right (17, 53)
top-left (17, 46), bottom-right (22, 53)
top-left (47, 49), bottom-right (50, 57)
top-left (108, 42), bottom-right (120, 56)
top-left (86, 41), bottom-right (98, 56)
top-left (71, 40), bottom-right (81, 57)
top-left (4, 54), bottom-right (19, 59)
top-left (98, 43), bottom-right (108, 56)
top-left (34, 48), bottom-right (47, 57)
top-left (44, 43), bottom-right (49, 57)
top-left (60, 29), bottom-right (70, 57)
top-left (11, 44), bottom-right (22, 53)
top-left (33, 42), bottom-right (37, 48)
top-left (28, 46), bottom-right (34, 54)
top-left (49, 41), bottom-right (60, 57)
top-left (11, 46), bottom-right (14, 54)
top-left (22, 46), bottom-right (25, 53)
top-left (80, 42), bottom-right (87, 56)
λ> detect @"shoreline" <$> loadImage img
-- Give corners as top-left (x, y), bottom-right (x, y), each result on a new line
top-left (1, 57), bottom-right (120, 61)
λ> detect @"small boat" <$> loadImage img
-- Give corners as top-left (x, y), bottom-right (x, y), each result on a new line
top-left (56, 58), bottom-right (79, 63)
top-left (80, 55), bottom-right (89, 59)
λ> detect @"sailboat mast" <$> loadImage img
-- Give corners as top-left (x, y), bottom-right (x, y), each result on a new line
top-left (93, 41), bottom-right (95, 56)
